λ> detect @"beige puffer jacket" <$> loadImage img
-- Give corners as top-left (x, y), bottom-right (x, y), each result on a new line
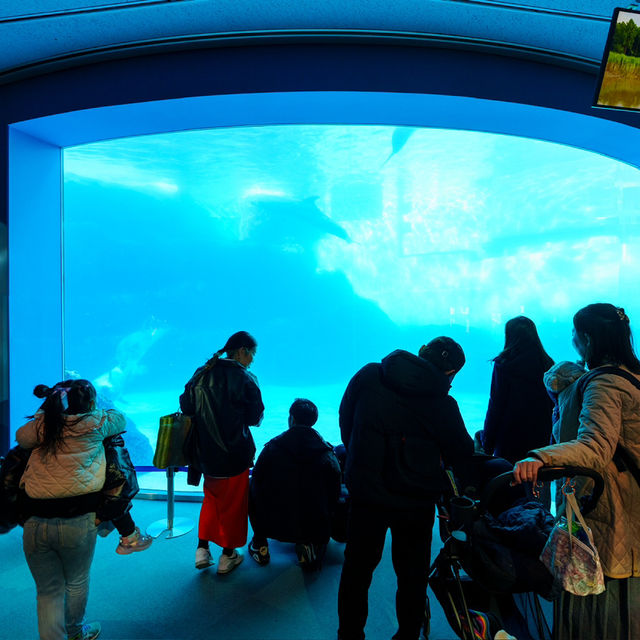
top-left (531, 367), bottom-right (640, 579)
top-left (17, 409), bottom-right (126, 499)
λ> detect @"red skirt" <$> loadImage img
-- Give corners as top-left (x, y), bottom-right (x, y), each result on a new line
top-left (198, 469), bottom-right (249, 549)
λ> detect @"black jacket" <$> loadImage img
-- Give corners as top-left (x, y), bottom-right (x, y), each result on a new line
top-left (339, 349), bottom-right (473, 511)
top-left (180, 358), bottom-right (264, 478)
top-left (249, 426), bottom-right (341, 544)
top-left (97, 434), bottom-right (139, 522)
top-left (482, 348), bottom-right (553, 464)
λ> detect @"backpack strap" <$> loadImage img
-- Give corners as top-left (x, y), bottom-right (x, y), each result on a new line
top-left (576, 365), bottom-right (640, 395)
top-left (576, 366), bottom-right (640, 489)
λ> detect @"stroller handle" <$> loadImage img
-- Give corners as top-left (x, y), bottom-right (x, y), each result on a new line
top-left (480, 465), bottom-right (604, 516)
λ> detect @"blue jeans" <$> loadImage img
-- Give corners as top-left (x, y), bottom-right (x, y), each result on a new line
top-left (23, 513), bottom-right (98, 640)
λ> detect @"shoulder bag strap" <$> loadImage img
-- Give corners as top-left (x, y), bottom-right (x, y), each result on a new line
top-left (566, 490), bottom-right (598, 552)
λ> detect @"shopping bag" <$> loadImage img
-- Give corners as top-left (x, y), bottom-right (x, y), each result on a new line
top-left (153, 412), bottom-right (192, 469)
top-left (539, 489), bottom-right (605, 596)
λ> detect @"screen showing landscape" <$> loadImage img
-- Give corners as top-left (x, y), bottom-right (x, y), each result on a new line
top-left (62, 124), bottom-right (640, 478)
top-left (594, 8), bottom-right (640, 111)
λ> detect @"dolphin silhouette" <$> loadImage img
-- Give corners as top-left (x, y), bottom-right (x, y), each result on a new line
top-left (242, 195), bottom-right (352, 245)
top-left (382, 127), bottom-right (417, 167)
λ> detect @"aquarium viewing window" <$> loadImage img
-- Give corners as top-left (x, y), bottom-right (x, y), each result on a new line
top-left (594, 8), bottom-right (640, 112)
top-left (8, 92), bottom-right (640, 493)
top-left (60, 124), bottom-right (640, 474)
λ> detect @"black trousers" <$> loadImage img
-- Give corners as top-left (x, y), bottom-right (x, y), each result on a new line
top-left (337, 501), bottom-right (435, 640)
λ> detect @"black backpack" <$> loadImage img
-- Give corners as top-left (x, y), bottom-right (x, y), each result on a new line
top-left (0, 445), bottom-right (31, 533)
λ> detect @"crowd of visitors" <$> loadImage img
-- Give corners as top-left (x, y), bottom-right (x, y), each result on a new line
top-left (4, 302), bottom-right (639, 640)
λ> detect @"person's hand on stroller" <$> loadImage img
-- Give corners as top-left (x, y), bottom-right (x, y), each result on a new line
top-left (512, 456), bottom-right (544, 485)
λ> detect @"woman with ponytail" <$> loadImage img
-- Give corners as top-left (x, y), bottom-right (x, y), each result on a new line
top-left (16, 379), bottom-right (126, 640)
top-left (514, 303), bottom-right (640, 639)
top-left (180, 331), bottom-right (264, 574)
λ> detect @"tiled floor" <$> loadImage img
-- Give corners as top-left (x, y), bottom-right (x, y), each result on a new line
top-left (2, 496), bottom-right (550, 639)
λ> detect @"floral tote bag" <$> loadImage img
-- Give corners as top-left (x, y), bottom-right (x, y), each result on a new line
top-left (539, 488), bottom-right (605, 596)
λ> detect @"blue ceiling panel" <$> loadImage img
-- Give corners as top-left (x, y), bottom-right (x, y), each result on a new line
top-left (0, 0), bottom-right (628, 77)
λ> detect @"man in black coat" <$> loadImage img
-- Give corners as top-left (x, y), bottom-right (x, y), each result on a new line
top-left (248, 398), bottom-right (341, 569)
top-left (337, 337), bottom-right (474, 640)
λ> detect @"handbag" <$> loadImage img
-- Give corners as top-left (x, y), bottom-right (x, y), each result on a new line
top-left (153, 412), bottom-right (192, 469)
top-left (539, 486), bottom-right (605, 596)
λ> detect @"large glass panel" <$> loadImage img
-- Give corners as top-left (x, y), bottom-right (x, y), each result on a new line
top-left (62, 125), bottom-right (640, 483)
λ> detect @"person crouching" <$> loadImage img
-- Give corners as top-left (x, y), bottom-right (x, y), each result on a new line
top-left (248, 398), bottom-right (342, 570)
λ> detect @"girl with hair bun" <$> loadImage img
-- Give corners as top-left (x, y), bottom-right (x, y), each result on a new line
top-left (17, 379), bottom-right (127, 640)
top-left (514, 303), bottom-right (640, 639)
top-left (180, 330), bottom-right (264, 574)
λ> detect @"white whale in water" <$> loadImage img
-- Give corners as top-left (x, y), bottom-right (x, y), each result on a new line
top-left (93, 324), bottom-right (166, 399)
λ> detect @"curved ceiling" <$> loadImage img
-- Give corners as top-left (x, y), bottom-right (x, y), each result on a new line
top-left (0, 0), bottom-right (628, 79)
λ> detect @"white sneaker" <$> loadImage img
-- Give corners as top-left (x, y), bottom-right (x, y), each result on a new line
top-left (195, 547), bottom-right (214, 570)
top-left (217, 550), bottom-right (243, 574)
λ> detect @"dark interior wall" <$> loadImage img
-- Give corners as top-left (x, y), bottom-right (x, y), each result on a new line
top-left (0, 40), bottom-right (638, 453)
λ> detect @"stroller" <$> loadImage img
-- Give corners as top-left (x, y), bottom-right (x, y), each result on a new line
top-left (428, 463), bottom-right (604, 640)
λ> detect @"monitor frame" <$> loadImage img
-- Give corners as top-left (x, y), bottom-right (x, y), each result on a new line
top-left (593, 7), bottom-right (640, 112)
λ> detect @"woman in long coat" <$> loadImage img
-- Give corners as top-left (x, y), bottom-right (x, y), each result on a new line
top-left (514, 303), bottom-right (640, 639)
top-left (482, 316), bottom-right (554, 463)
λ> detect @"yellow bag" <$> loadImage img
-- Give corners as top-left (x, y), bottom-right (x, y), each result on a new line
top-left (153, 412), bottom-right (192, 469)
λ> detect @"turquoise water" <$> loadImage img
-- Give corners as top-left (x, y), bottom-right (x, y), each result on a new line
top-left (61, 124), bottom-right (640, 475)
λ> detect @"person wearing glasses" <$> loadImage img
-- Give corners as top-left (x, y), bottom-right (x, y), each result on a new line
top-left (337, 337), bottom-right (473, 640)
top-left (180, 330), bottom-right (264, 575)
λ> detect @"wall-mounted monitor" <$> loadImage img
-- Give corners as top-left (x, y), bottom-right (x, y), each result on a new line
top-left (593, 8), bottom-right (640, 112)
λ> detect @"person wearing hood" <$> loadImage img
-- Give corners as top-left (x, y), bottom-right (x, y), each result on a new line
top-left (337, 337), bottom-right (473, 640)
top-left (543, 359), bottom-right (586, 445)
top-left (481, 316), bottom-right (554, 464)
top-left (247, 398), bottom-right (341, 570)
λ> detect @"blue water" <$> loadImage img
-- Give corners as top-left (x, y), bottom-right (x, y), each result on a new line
top-left (61, 124), bottom-right (640, 474)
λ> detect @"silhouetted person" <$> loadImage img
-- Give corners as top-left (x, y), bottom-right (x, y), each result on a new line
top-left (337, 337), bottom-right (473, 640)
top-left (481, 316), bottom-right (554, 463)
top-left (248, 398), bottom-right (341, 570)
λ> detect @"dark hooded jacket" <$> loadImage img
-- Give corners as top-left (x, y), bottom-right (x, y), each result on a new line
top-left (249, 426), bottom-right (341, 544)
top-left (179, 358), bottom-right (264, 478)
top-left (482, 347), bottom-right (554, 464)
top-left (339, 349), bottom-right (473, 511)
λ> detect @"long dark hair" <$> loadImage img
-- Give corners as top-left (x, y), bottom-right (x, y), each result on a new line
top-left (573, 303), bottom-right (640, 372)
top-left (205, 331), bottom-right (258, 367)
top-left (31, 379), bottom-right (97, 455)
top-left (494, 316), bottom-right (554, 369)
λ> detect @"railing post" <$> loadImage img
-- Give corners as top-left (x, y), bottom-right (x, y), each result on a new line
top-left (147, 467), bottom-right (194, 539)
